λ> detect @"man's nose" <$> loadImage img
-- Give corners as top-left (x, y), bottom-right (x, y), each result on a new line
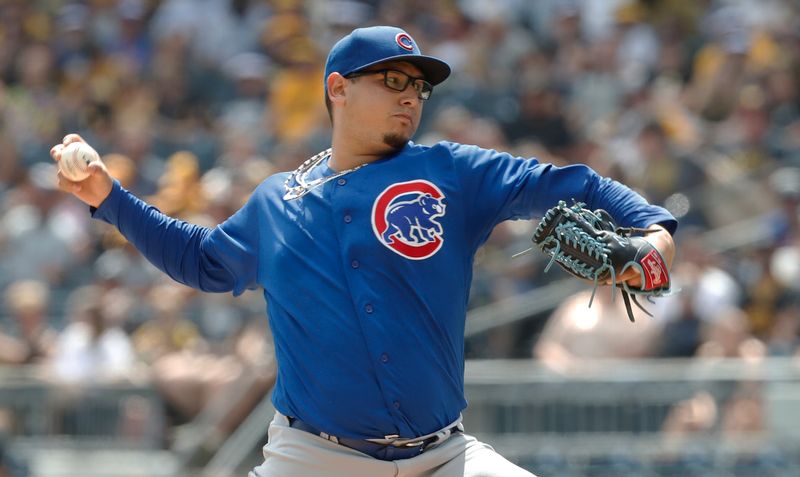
top-left (400, 87), bottom-right (421, 106)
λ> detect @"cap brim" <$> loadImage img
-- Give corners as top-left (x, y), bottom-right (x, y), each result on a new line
top-left (351, 54), bottom-right (451, 85)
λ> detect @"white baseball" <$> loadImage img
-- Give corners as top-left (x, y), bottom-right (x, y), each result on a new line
top-left (59, 142), bottom-right (99, 182)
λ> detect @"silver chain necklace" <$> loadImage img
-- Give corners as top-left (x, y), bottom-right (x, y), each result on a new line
top-left (283, 148), bottom-right (367, 200)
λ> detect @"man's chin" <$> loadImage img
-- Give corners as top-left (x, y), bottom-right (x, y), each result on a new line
top-left (382, 132), bottom-right (411, 151)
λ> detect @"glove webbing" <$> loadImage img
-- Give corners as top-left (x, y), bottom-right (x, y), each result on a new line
top-left (540, 221), bottom-right (613, 280)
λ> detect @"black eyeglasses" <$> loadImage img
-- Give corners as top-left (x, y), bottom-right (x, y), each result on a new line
top-left (346, 69), bottom-right (433, 100)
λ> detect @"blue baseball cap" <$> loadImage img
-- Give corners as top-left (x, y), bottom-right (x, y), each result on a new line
top-left (324, 26), bottom-right (451, 90)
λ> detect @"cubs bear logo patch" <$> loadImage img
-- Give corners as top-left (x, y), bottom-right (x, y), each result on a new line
top-left (372, 180), bottom-right (446, 260)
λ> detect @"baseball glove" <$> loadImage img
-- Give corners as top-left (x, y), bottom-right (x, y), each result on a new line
top-left (531, 200), bottom-right (671, 322)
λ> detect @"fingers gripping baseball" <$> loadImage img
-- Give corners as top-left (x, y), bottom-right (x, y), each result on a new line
top-left (50, 134), bottom-right (114, 208)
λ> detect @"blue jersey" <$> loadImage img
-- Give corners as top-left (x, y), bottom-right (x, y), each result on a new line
top-left (92, 141), bottom-right (676, 440)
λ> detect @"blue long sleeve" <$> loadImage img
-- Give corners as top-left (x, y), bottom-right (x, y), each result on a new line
top-left (448, 142), bottom-right (677, 249)
top-left (91, 181), bottom-right (259, 294)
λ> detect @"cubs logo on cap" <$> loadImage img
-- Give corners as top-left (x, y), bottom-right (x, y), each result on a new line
top-left (395, 33), bottom-right (415, 51)
top-left (324, 26), bottom-right (451, 91)
top-left (372, 180), bottom-right (446, 260)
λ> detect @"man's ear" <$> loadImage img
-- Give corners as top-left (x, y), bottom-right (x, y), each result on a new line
top-left (326, 73), bottom-right (347, 106)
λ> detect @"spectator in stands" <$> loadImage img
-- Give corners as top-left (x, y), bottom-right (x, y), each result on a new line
top-left (765, 297), bottom-right (800, 356)
top-left (656, 288), bottom-right (703, 358)
top-left (661, 391), bottom-right (718, 437)
top-left (0, 169), bottom-right (88, 289)
top-left (534, 288), bottom-right (664, 370)
top-left (695, 306), bottom-right (766, 360)
top-left (503, 85), bottom-right (577, 159)
top-left (626, 121), bottom-right (708, 207)
top-left (132, 281), bottom-right (202, 365)
top-left (50, 285), bottom-right (137, 383)
top-left (660, 384), bottom-right (766, 444)
top-left (0, 280), bottom-right (57, 365)
top-left (5, 43), bottom-right (62, 168)
top-left (261, 13), bottom-right (328, 146)
top-left (146, 151), bottom-right (208, 218)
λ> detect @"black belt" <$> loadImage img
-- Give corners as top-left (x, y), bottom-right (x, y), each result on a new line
top-left (287, 417), bottom-right (461, 461)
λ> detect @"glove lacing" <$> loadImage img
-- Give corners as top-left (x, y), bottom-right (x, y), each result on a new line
top-left (540, 221), bottom-right (615, 310)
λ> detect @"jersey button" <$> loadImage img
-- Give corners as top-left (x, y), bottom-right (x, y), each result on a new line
top-left (337, 178), bottom-right (347, 186)
top-left (380, 353), bottom-right (389, 363)
top-left (344, 214), bottom-right (352, 223)
top-left (364, 303), bottom-right (373, 314)
top-left (351, 260), bottom-right (359, 269)
top-left (393, 401), bottom-right (401, 409)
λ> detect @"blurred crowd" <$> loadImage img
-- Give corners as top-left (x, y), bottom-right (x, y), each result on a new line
top-left (1, 0), bottom-right (800, 460)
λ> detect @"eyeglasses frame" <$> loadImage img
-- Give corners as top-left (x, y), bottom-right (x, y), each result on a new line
top-left (345, 68), bottom-right (434, 100)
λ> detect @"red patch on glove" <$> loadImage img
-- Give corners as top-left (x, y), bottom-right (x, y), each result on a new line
top-left (641, 249), bottom-right (668, 290)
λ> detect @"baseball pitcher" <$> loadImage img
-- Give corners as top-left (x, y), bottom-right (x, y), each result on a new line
top-left (52, 26), bottom-right (677, 477)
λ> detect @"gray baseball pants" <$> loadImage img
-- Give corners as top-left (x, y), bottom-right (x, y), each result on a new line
top-left (249, 412), bottom-right (536, 477)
